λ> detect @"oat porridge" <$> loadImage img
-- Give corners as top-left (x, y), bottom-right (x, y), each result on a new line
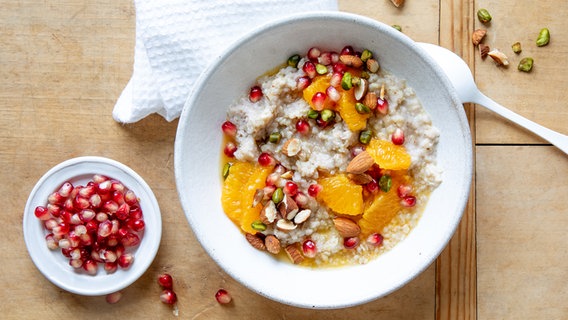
top-left (220, 45), bottom-right (442, 267)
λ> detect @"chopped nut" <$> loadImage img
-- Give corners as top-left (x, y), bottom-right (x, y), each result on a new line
top-left (280, 171), bottom-right (293, 179)
top-left (339, 54), bottom-right (363, 68)
top-left (471, 29), bottom-right (487, 46)
top-left (245, 233), bottom-right (265, 251)
top-left (363, 92), bottom-right (378, 110)
top-left (477, 8), bottom-right (492, 24)
top-left (348, 173), bottom-right (374, 185)
top-left (259, 201), bottom-right (277, 224)
top-left (282, 138), bottom-right (301, 157)
top-left (277, 194), bottom-right (299, 220)
top-left (390, 0), bottom-right (404, 7)
top-left (379, 84), bottom-right (386, 100)
top-left (284, 245), bottom-right (304, 264)
top-left (488, 49), bottom-right (509, 66)
top-left (366, 59), bottom-right (380, 73)
top-left (276, 219), bottom-right (297, 231)
top-left (264, 235), bottom-right (281, 255)
top-left (293, 209), bottom-right (312, 224)
top-left (536, 28), bottom-right (550, 47)
top-left (512, 42), bottom-right (522, 54)
top-left (252, 188), bottom-right (264, 207)
top-left (518, 57), bottom-right (534, 72)
top-left (479, 43), bottom-right (490, 59)
top-left (346, 150), bottom-right (375, 174)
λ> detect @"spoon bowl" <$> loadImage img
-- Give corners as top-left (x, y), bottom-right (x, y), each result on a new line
top-left (418, 42), bottom-right (568, 155)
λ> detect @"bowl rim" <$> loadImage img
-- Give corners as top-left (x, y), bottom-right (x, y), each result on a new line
top-left (175, 11), bottom-right (472, 308)
top-left (23, 156), bottom-right (162, 296)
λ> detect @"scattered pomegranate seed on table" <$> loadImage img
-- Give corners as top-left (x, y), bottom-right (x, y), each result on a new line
top-left (160, 289), bottom-right (177, 305)
top-left (215, 289), bottom-right (232, 304)
top-left (158, 273), bottom-right (174, 290)
top-left (105, 291), bottom-right (123, 304)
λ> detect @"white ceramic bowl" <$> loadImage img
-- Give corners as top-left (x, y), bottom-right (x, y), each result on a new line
top-left (23, 156), bottom-right (162, 296)
top-left (175, 12), bottom-right (472, 308)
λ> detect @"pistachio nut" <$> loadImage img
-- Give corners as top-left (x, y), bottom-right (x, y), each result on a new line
top-left (536, 28), bottom-right (550, 47)
top-left (477, 9), bottom-right (492, 23)
top-left (517, 57), bottom-right (534, 72)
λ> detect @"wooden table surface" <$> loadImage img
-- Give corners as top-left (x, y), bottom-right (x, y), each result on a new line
top-left (2, 1), bottom-right (567, 319)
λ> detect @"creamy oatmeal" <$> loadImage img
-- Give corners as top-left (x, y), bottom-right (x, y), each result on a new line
top-left (220, 45), bottom-right (441, 266)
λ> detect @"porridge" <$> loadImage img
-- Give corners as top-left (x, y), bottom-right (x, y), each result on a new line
top-left (220, 45), bottom-right (441, 266)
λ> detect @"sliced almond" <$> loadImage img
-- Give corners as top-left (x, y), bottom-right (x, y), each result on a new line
top-left (282, 138), bottom-right (301, 157)
top-left (363, 92), bottom-right (378, 110)
top-left (280, 170), bottom-right (293, 179)
top-left (348, 173), bottom-right (374, 185)
top-left (346, 150), bottom-right (375, 174)
top-left (354, 78), bottom-right (368, 101)
top-left (293, 209), bottom-right (312, 224)
top-left (339, 54), bottom-right (363, 68)
top-left (276, 219), bottom-right (297, 231)
top-left (245, 233), bottom-right (266, 251)
top-left (479, 43), bottom-right (490, 59)
top-left (284, 245), bottom-right (304, 264)
top-left (259, 201), bottom-right (277, 224)
top-left (333, 217), bottom-right (361, 238)
top-left (488, 49), bottom-right (509, 66)
top-left (264, 235), bottom-right (281, 255)
top-left (379, 84), bottom-right (386, 100)
top-left (252, 188), bottom-right (264, 208)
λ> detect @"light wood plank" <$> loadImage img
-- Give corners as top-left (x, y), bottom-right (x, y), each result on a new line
top-left (476, 146), bottom-right (568, 319)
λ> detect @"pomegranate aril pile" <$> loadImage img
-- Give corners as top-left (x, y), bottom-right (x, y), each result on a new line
top-left (34, 175), bottom-right (145, 275)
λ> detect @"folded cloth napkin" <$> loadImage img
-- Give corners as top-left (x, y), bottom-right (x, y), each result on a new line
top-left (113, 0), bottom-right (338, 123)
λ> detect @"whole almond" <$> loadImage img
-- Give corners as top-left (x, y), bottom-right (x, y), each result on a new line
top-left (264, 235), bottom-right (281, 255)
top-left (363, 92), bottom-right (378, 110)
top-left (245, 233), bottom-right (266, 251)
top-left (346, 150), bottom-right (375, 174)
top-left (348, 173), bottom-right (374, 185)
top-left (339, 54), bottom-right (363, 68)
top-left (284, 245), bottom-right (304, 264)
top-left (333, 217), bottom-right (361, 238)
top-left (259, 201), bottom-right (277, 224)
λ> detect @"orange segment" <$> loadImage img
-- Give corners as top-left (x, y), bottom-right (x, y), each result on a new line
top-left (366, 139), bottom-right (411, 170)
top-left (317, 174), bottom-right (364, 216)
top-left (336, 88), bottom-right (370, 131)
top-left (221, 162), bottom-right (272, 233)
top-left (359, 171), bottom-right (411, 235)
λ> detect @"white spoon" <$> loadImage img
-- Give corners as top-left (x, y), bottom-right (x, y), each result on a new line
top-left (418, 42), bottom-right (568, 155)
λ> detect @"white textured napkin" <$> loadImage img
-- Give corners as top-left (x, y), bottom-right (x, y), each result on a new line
top-left (113, 0), bottom-right (338, 123)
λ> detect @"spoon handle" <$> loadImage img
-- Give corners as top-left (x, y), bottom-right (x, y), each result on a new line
top-left (473, 91), bottom-right (568, 155)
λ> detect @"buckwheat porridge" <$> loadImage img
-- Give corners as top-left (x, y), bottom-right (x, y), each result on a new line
top-left (220, 45), bottom-right (441, 267)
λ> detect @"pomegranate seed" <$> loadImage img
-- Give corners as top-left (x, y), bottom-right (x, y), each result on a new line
top-left (326, 86), bottom-right (341, 102)
top-left (297, 76), bottom-right (312, 91)
top-left (158, 273), bottom-right (174, 289)
top-left (129, 207), bottom-right (143, 220)
top-left (350, 145), bottom-right (366, 157)
top-left (283, 181), bottom-right (298, 196)
top-left (97, 180), bottom-right (112, 194)
top-left (401, 195), bottom-right (417, 207)
top-left (47, 192), bottom-right (65, 205)
top-left (332, 62), bottom-right (348, 74)
top-left (69, 258), bottom-right (83, 269)
top-left (311, 92), bottom-right (327, 111)
top-left (307, 184), bottom-right (323, 197)
top-left (343, 236), bottom-right (360, 249)
top-left (376, 98), bottom-right (389, 114)
top-left (340, 45), bottom-right (355, 56)
top-left (257, 152), bottom-right (276, 167)
top-left (102, 200), bottom-right (119, 214)
top-left (46, 203), bottom-right (61, 217)
top-left (85, 220), bottom-right (98, 234)
top-left (124, 190), bottom-right (138, 206)
top-left (57, 182), bottom-right (73, 197)
top-left (295, 119), bottom-right (310, 135)
top-left (53, 222), bottom-right (70, 237)
top-left (111, 181), bottom-right (125, 193)
top-left (46, 234), bottom-right (58, 250)
top-left (112, 190), bottom-right (125, 205)
top-left (391, 128), bottom-right (405, 145)
top-left (265, 172), bottom-right (280, 186)
top-left (302, 61), bottom-right (317, 78)
top-left (100, 249), bottom-right (117, 263)
top-left (118, 253), bottom-right (134, 268)
top-left (34, 206), bottom-right (50, 220)
top-left (364, 179), bottom-right (379, 194)
top-left (330, 52), bottom-right (340, 63)
top-left (83, 259), bottom-right (98, 275)
top-left (67, 233), bottom-right (81, 248)
top-left (121, 232), bottom-right (140, 247)
top-left (302, 239), bottom-right (317, 258)
top-left (106, 291), bottom-right (123, 304)
top-left (330, 72), bottom-right (343, 87)
top-left (89, 193), bottom-right (102, 208)
top-left (78, 185), bottom-right (95, 198)
top-left (98, 220), bottom-right (113, 238)
top-left (130, 219), bottom-right (145, 232)
top-left (104, 261), bottom-right (118, 273)
top-left (307, 47), bottom-right (321, 61)
top-left (80, 233), bottom-right (93, 246)
top-left (79, 208), bottom-right (96, 222)
top-left (160, 289), bottom-right (177, 305)
top-left (106, 234), bottom-right (119, 247)
top-left (293, 192), bottom-right (309, 207)
top-left (316, 118), bottom-right (330, 128)
top-left (215, 289), bottom-right (232, 304)
top-left (223, 141), bottom-right (237, 158)
top-left (318, 51), bottom-right (333, 65)
top-left (221, 120), bottom-right (237, 137)
top-left (93, 174), bottom-right (108, 184)
top-left (115, 244), bottom-right (125, 257)
top-left (115, 203), bottom-right (130, 220)
top-left (118, 227), bottom-right (129, 239)
top-left (69, 213), bottom-right (82, 225)
top-left (249, 85), bottom-right (263, 102)
top-left (44, 218), bottom-right (58, 231)
top-left (96, 212), bottom-right (109, 223)
top-left (397, 184), bottom-right (413, 198)
top-left (366, 233), bottom-right (384, 246)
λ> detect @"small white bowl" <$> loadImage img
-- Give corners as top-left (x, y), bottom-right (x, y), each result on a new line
top-left (23, 156), bottom-right (162, 296)
top-left (175, 12), bottom-right (472, 308)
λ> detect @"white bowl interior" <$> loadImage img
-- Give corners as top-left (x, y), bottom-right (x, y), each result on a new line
top-left (175, 12), bottom-right (472, 308)
top-left (23, 156), bottom-right (162, 296)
